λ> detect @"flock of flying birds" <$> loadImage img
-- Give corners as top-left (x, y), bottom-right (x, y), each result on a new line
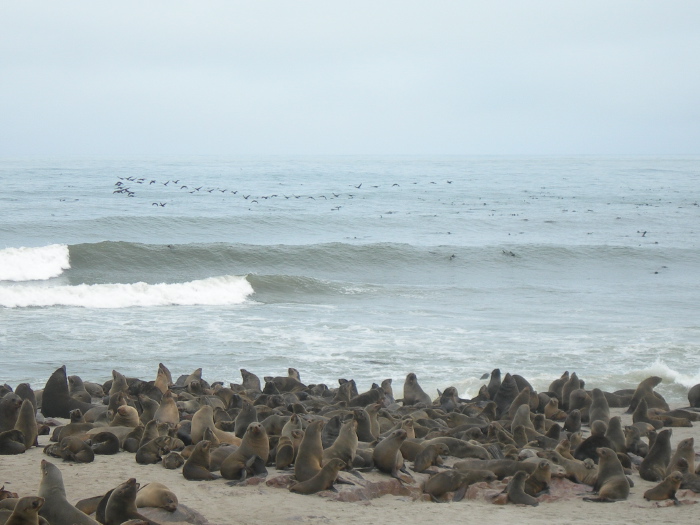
top-left (112, 176), bottom-right (455, 210)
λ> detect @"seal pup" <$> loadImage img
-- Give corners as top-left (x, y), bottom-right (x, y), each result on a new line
top-left (424, 470), bottom-right (496, 502)
top-left (676, 458), bottom-right (700, 491)
top-left (289, 458), bottom-right (346, 495)
top-left (400, 373), bottom-right (432, 406)
top-left (182, 440), bottom-right (219, 481)
top-left (583, 447), bottom-right (629, 502)
top-left (88, 431), bottom-right (120, 455)
top-left (190, 405), bottom-right (240, 446)
top-left (135, 482), bottom-right (178, 512)
top-left (412, 443), bottom-right (449, 473)
top-left (220, 422), bottom-right (270, 481)
top-left (3, 496), bottom-right (44, 525)
top-left (38, 460), bottom-right (99, 525)
top-left (506, 471), bottom-right (539, 506)
top-left (644, 471), bottom-right (682, 503)
top-left (294, 420), bottom-right (325, 482)
top-left (0, 430), bottom-right (26, 455)
top-left (640, 428), bottom-right (672, 482)
top-left (574, 420), bottom-right (612, 463)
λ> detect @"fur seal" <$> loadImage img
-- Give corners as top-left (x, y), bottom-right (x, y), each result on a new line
top-left (135, 482), bottom-right (178, 512)
top-left (289, 458), bottom-right (346, 495)
top-left (644, 471), bottom-right (682, 503)
top-left (412, 443), bottom-right (449, 473)
top-left (584, 447), bottom-right (629, 502)
top-left (424, 470), bottom-right (496, 502)
top-left (0, 394), bottom-right (22, 432)
top-left (667, 436), bottom-right (694, 476)
top-left (640, 428), bottom-right (672, 482)
top-left (38, 460), bottom-right (99, 525)
top-left (588, 388), bottom-right (610, 425)
top-left (322, 418), bottom-right (358, 467)
top-left (676, 457), bottom-right (700, 491)
top-left (0, 430), bottom-right (26, 455)
top-left (626, 376), bottom-right (668, 413)
top-left (58, 436), bottom-right (95, 463)
top-left (373, 429), bottom-right (410, 482)
top-left (233, 401), bottom-right (258, 438)
top-left (506, 471), bottom-right (539, 506)
top-left (401, 373), bottom-right (432, 406)
top-left (493, 373), bottom-right (519, 418)
top-left (153, 390), bottom-right (179, 426)
top-left (604, 416), bottom-right (626, 453)
top-left (275, 436), bottom-right (295, 470)
top-left (294, 420), bottom-right (325, 483)
top-left (12, 400), bottom-right (37, 450)
top-left (3, 496), bottom-right (44, 525)
top-left (104, 479), bottom-right (157, 525)
top-left (487, 369), bottom-right (502, 400)
top-left (88, 431), bottom-right (120, 455)
top-left (524, 460), bottom-right (551, 497)
top-left (574, 420), bottom-right (612, 463)
top-left (240, 369), bottom-right (262, 393)
top-left (190, 405), bottom-right (240, 446)
top-left (182, 440), bottom-right (219, 481)
top-left (40, 366), bottom-right (94, 418)
top-left (220, 422), bottom-right (270, 481)
top-left (162, 451), bottom-right (185, 470)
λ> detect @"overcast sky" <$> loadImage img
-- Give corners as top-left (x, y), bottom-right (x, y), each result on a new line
top-left (1, 2), bottom-right (698, 155)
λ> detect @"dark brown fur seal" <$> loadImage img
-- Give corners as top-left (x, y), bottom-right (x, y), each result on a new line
top-left (289, 458), bottom-right (346, 495)
top-left (640, 428), bottom-right (672, 482)
top-left (401, 373), bottom-right (432, 406)
top-left (40, 366), bottom-right (94, 418)
top-left (0, 430), bottom-right (26, 455)
top-left (182, 440), bottom-right (219, 481)
top-left (0, 394), bottom-right (22, 432)
top-left (12, 400), bottom-right (37, 450)
top-left (413, 443), bottom-right (449, 473)
top-left (104, 479), bottom-right (157, 525)
top-left (667, 436), bottom-right (694, 476)
top-left (506, 471), bottom-right (539, 506)
top-left (424, 470), bottom-right (497, 502)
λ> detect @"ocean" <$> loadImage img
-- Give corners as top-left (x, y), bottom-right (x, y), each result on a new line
top-left (1, 155), bottom-right (699, 403)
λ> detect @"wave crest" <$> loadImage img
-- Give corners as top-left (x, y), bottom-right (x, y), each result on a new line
top-left (0, 245), bottom-right (70, 282)
top-left (0, 275), bottom-right (253, 309)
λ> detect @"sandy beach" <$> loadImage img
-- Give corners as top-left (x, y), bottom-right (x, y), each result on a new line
top-left (1, 376), bottom-right (699, 525)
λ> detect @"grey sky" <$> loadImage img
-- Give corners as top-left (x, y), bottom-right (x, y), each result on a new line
top-left (1, 1), bottom-right (698, 155)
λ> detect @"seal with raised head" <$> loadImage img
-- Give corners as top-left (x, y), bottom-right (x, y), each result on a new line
top-left (104, 479), bottom-right (157, 525)
top-left (220, 422), bottom-right (270, 481)
top-left (41, 366), bottom-right (94, 418)
top-left (413, 443), bottom-right (450, 473)
top-left (583, 447), bottom-right (629, 502)
top-left (640, 428), bottom-right (672, 482)
top-left (13, 399), bottom-right (37, 450)
top-left (0, 394), bottom-right (23, 432)
top-left (506, 471), bottom-right (539, 506)
top-left (289, 458), bottom-right (346, 495)
top-left (373, 429), bottom-right (411, 482)
top-left (322, 418), bottom-right (358, 467)
top-left (182, 440), bottom-right (219, 481)
top-left (294, 419), bottom-right (325, 483)
top-left (38, 460), bottom-right (99, 525)
top-left (401, 373), bottom-right (432, 406)
top-left (667, 436), bottom-right (694, 476)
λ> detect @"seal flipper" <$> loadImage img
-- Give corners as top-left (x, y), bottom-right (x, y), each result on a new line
top-left (453, 484), bottom-right (468, 502)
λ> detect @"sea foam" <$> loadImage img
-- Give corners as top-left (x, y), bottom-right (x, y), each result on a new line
top-left (0, 244), bottom-right (70, 282)
top-left (0, 275), bottom-right (254, 308)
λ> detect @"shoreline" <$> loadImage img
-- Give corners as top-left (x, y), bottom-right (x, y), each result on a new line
top-left (1, 369), bottom-right (699, 524)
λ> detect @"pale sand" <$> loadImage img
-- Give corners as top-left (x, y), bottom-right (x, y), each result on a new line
top-left (1, 408), bottom-right (698, 525)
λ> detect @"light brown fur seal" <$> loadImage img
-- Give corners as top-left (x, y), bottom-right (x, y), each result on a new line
top-left (289, 458), bottom-right (346, 495)
top-left (182, 440), bottom-right (219, 481)
top-left (3, 496), bottom-right (44, 525)
top-left (135, 482), bottom-right (177, 512)
top-left (583, 447), bottom-right (629, 502)
top-left (294, 420), bottom-right (325, 483)
top-left (644, 471), bottom-right (682, 503)
top-left (220, 422), bottom-right (270, 481)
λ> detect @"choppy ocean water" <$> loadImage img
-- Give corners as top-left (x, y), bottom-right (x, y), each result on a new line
top-left (1, 155), bottom-right (699, 403)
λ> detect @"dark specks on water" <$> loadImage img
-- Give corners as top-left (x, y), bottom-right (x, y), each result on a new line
top-left (1, 155), bottom-right (699, 403)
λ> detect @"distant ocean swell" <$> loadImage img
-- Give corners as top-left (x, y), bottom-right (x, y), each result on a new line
top-left (4, 241), bottom-right (697, 283)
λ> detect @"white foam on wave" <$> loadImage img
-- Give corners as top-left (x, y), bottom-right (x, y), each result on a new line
top-left (0, 244), bottom-right (71, 282)
top-left (0, 275), bottom-right (254, 309)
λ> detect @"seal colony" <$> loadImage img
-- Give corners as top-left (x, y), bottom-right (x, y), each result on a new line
top-left (1, 365), bottom-right (700, 525)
